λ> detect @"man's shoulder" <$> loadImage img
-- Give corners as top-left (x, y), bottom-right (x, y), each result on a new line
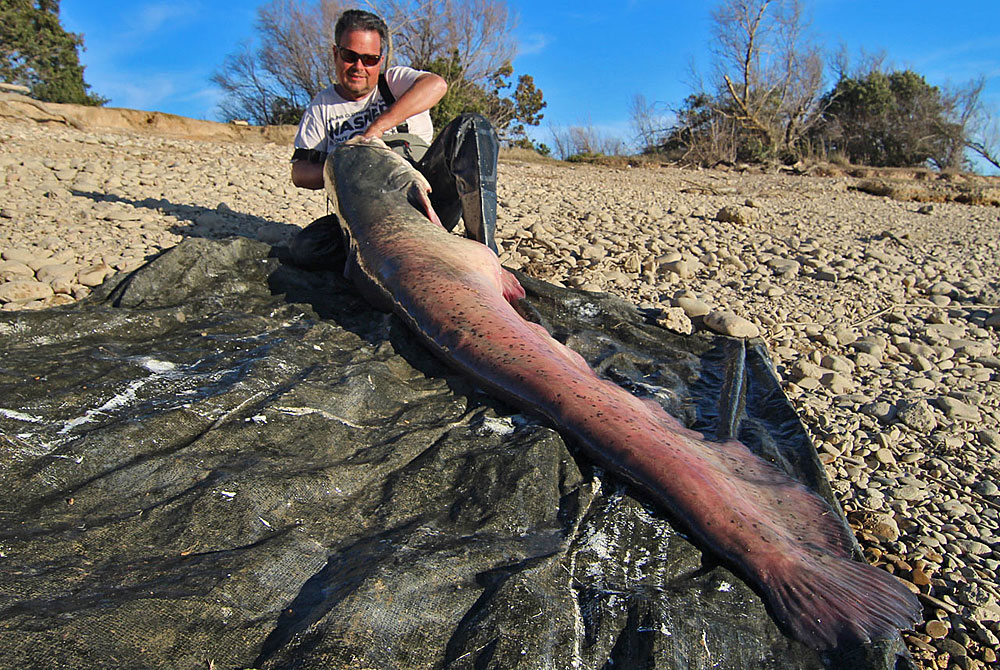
top-left (384, 65), bottom-right (427, 86)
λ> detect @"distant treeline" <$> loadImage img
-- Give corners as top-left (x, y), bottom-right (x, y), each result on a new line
top-left (651, 67), bottom-right (986, 171)
top-left (580, 0), bottom-right (1000, 172)
top-left (4, 0), bottom-right (996, 171)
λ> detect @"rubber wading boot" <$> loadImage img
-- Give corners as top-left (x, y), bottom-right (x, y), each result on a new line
top-left (452, 116), bottom-right (499, 255)
top-left (289, 214), bottom-right (345, 271)
top-left (420, 113), bottom-right (500, 255)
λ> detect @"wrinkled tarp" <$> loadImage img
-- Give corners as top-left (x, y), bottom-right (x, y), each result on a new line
top-left (0, 237), bottom-right (913, 669)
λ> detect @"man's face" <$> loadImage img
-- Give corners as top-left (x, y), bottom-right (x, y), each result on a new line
top-left (335, 29), bottom-right (382, 100)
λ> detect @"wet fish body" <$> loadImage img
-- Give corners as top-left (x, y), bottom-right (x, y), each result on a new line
top-left (325, 138), bottom-right (920, 651)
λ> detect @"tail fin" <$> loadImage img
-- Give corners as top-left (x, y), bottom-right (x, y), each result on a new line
top-left (763, 550), bottom-right (921, 650)
top-left (639, 410), bottom-right (920, 650)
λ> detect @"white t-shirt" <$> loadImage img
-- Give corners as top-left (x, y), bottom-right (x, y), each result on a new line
top-left (293, 65), bottom-right (434, 153)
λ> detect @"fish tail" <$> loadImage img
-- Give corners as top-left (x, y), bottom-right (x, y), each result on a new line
top-left (621, 416), bottom-right (921, 650)
top-left (762, 550), bottom-right (921, 650)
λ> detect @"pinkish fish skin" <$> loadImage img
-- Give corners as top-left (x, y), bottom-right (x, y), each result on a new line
top-left (326, 138), bottom-right (920, 651)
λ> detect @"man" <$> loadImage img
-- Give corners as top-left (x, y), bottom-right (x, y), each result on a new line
top-left (289, 9), bottom-right (501, 270)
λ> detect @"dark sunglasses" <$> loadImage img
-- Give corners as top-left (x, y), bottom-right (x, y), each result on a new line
top-left (336, 45), bottom-right (382, 67)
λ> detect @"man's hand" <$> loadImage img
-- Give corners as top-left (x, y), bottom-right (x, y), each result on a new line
top-left (361, 124), bottom-right (386, 141)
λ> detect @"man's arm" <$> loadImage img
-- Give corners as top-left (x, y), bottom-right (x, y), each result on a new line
top-left (291, 160), bottom-right (325, 190)
top-left (291, 71), bottom-right (446, 189)
top-left (362, 72), bottom-right (447, 139)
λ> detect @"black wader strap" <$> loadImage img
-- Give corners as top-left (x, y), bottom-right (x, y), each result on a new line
top-left (377, 73), bottom-right (410, 134)
top-left (291, 147), bottom-right (328, 164)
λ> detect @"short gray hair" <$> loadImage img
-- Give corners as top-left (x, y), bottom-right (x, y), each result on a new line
top-left (335, 9), bottom-right (388, 49)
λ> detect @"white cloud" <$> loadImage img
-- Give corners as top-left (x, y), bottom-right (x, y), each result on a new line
top-left (903, 36), bottom-right (1000, 90)
top-left (910, 35), bottom-right (1000, 68)
top-left (181, 86), bottom-right (226, 118)
top-left (100, 74), bottom-right (177, 112)
top-left (127, 1), bottom-right (199, 36)
top-left (96, 70), bottom-right (220, 118)
top-left (517, 32), bottom-right (551, 57)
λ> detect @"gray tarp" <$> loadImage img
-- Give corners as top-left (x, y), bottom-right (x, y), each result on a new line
top-left (0, 238), bottom-right (912, 669)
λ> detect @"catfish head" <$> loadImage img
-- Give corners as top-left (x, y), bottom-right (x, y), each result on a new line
top-left (325, 136), bottom-right (442, 228)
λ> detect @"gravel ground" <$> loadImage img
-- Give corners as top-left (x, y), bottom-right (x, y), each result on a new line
top-left (2, 117), bottom-right (999, 668)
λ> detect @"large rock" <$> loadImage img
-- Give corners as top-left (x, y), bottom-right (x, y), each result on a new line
top-left (0, 238), bottom-right (911, 670)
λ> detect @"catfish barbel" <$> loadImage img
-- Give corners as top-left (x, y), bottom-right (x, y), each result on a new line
top-left (324, 137), bottom-right (920, 650)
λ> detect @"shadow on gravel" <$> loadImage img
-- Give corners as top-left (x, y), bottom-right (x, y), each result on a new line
top-left (70, 189), bottom-right (303, 244)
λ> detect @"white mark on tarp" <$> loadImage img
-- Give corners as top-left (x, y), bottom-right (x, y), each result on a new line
top-left (274, 405), bottom-right (366, 429)
top-left (629, 380), bottom-right (676, 403)
top-left (134, 357), bottom-right (176, 373)
top-left (48, 453), bottom-right (84, 463)
top-left (580, 529), bottom-right (613, 571)
top-left (58, 378), bottom-right (149, 434)
top-left (3, 431), bottom-right (64, 461)
top-left (55, 357), bottom-right (190, 435)
top-left (0, 321), bottom-right (25, 336)
top-left (565, 558), bottom-right (584, 670)
top-left (475, 415), bottom-right (516, 436)
top-left (567, 297), bottom-right (600, 320)
top-left (0, 408), bottom-right (44, 423)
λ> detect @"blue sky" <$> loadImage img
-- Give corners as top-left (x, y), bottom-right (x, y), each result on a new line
top-left (62, 1), bottom-right (1000, 169)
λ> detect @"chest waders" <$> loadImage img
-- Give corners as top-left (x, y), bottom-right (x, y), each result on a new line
top-left (415, 112), bottom-right (499, 255)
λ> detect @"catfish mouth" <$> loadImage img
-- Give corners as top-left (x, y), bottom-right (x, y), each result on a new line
top-left (342, 138), bottom-right (431, 195)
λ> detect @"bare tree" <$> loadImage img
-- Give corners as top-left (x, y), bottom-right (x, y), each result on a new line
top-left (548, 122), bottom-right (626, 160)
top-left (214, 0), bottom-right (529, 130)
top-left (828, 44), bottom-right (887, 82)
top-left (213, 0), bottom-right (345, 124)
top-left (377, 0), bottom-right (543, 141)
top-left (256, 0), bottom-right (340, 99)
top-left (958, 78), bottom-right (1000, 171)
top-left (968, 115), bottom-right (1000, 171)
top-left (709, 0), bottom-right (824, 159)
top-left (214, 43), bottom-right (277, 124)
top-left (378, 0), bottom-right (516, 95)
top-left (628, 93), bottom-right (672, 151)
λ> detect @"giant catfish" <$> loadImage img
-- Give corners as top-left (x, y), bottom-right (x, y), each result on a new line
top-left (323, 136), bottom-right (920, 651)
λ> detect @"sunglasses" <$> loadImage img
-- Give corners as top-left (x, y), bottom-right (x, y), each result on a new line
top-left (336, 45), bottom-right (382, 67)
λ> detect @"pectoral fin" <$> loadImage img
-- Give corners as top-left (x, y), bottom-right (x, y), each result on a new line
top-left (408, 182), bottom-right (444, 229)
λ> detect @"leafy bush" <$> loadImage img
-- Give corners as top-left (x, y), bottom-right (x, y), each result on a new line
top-left (0, 0), bottom-right (106, 105)
top-left (813, 70), bottom-right (963, 169)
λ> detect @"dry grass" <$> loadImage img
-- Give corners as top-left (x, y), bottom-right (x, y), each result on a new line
top-left (498, 146), bottom-right (558, 165)
top-left (851, 178), bottom-right (1000, 206)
